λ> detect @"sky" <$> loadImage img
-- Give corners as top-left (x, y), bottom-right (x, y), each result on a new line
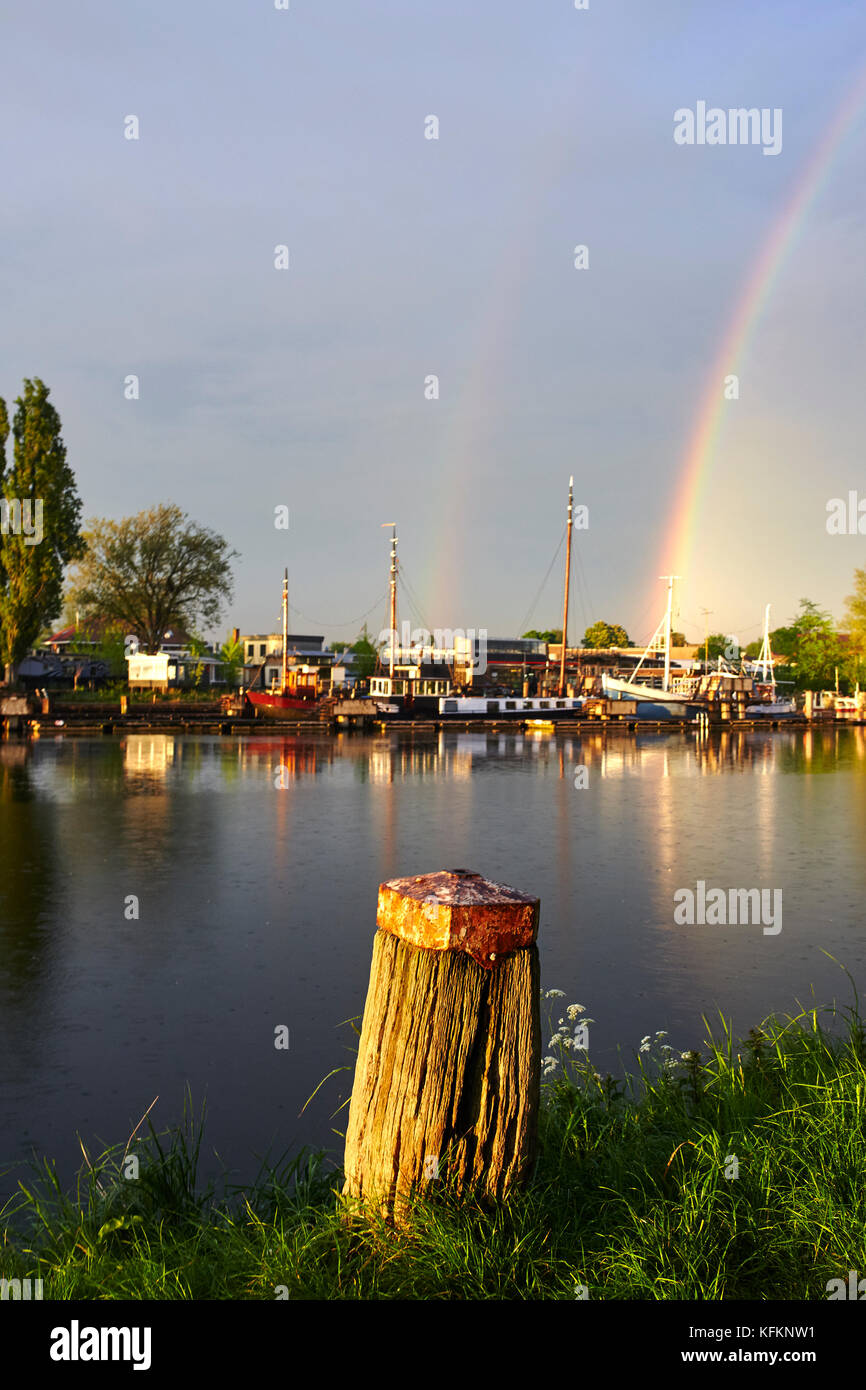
top-left (1, 0), bottom-right (865, 653)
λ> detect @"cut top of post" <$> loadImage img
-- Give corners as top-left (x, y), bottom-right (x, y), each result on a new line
top-left (377, 869), bottom-right (539, 968)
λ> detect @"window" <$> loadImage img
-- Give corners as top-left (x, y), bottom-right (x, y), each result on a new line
top-left (505, 700), bottom-right (516, 710)
top-left (486, 701), bottom-right (499, 714)
top-left (443, 700), bottom-right (457, 712)
top-left (540, 700), bottom-right (550, 709)
top-left (259, 644), bottom-right (266, 658)
top-left (556, 700), bottom-right (565, 708)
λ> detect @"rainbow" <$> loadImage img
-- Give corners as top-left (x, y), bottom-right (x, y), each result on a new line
top-left (660, 63), bottom-right (866, 604)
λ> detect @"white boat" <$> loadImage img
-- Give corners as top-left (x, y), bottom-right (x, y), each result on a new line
top-left (744, 606), bottom-right (798, 716)
top-left (602, 576), bottom-right (700, 711)
top-left (438, 695), bottom-right (584, 719)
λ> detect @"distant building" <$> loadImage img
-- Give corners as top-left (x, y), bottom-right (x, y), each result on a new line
top-left (241, 633), bottom-right (324, 663)
top-left (127, 652), bottom-right (224, 692)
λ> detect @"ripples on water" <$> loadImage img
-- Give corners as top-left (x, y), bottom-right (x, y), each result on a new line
top-left (1, 727), bottom-right (864, 1195)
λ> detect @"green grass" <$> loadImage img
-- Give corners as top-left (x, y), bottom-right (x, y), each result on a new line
top-left (2, 997), bottom-right (866, 1300)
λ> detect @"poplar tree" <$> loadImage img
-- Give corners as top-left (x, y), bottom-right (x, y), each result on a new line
top-left (0, 379), bottom-right (84, 683)
top-left (844, 568), bottom-right (866, 656)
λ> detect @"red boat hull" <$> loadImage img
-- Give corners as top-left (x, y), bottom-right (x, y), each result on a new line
top-left (247, 691), bottom-right (319, 717)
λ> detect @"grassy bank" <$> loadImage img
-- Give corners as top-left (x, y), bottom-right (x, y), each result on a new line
top-left (2, 996), bottom-right (865, 1300)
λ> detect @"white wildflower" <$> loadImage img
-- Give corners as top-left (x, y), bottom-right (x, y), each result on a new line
top-left (544, 989), bottom-right (566, 999)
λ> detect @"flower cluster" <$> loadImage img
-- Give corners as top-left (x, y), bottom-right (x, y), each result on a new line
top-left (540, 990), bottom-right (600, 1083)
top-left (638, 1030), bottom-right (684, 1072)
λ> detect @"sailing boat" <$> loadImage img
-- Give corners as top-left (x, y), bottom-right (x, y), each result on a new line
top-left (436, 476), bottom-right (585, 721)
top-left (366, 525), bottom-right (455, 716)
top-left (745, 605), bottom-right (798, 716)
top-left (245, 570), bottom-right (321, 716)
top-left (601, 576), bottom-right (698, 715)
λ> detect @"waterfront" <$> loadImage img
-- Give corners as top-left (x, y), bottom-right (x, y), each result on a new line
top-left (2, 726), bottom-right (865, 1203)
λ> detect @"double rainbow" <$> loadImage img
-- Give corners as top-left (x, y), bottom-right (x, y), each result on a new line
top-left (660, 62), bottom-right (866, 599)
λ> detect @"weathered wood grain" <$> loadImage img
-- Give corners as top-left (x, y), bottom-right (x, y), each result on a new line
top-left (342, 927), bottom-right (540, 1218)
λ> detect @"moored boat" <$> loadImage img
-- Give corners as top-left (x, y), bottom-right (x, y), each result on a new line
top-left (244, 571), bottom-right (323, 717)
top-left (437, 695), bottom-right (584, 720)
top-left (743, 606), bottom-right (798, 717)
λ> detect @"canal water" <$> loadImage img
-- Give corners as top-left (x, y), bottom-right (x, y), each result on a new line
top-left (1, 727), bottom-right (865, 1201)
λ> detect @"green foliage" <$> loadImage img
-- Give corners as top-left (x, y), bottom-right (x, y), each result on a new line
top-left (702, 633), bottom-right (737, 662)
top-left (670, 631), bottom-right (689, 647)
top-left (219, 636), bottom-right (244, 686)
top-left (583, 621), bottom-right (629, 649)
top-left (787, 599), bottom-right (847, 690)
top-left (68, 504), bottom-right (238, 654)
top-left (0, 379), bottom-right (85, 679)
top-left (68, 623), bottom-right (128, 679)
top-left (843, 567), bottom-right (866, 664)
top-left (348, 623), bottom-right (378, 678)
top-left (521, 629), bottom-right (562, 644)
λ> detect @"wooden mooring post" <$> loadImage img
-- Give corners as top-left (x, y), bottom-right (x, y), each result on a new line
top-left (342, 869), bottom-right (541, 1220)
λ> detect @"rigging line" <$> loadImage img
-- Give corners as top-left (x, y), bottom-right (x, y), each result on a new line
top-left (573, 545), bottom-right (593, 639)
top-left (518, 525), bottom-right (566, 636)
top-left (288, 589), bottom-right (389, 631)
top-left (397, 571), bottom-right (434, 635)
top-left (397, 564), bottom-right (432, 624)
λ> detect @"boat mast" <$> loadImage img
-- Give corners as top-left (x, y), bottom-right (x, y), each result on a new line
top-left (559, 476), bottom-right (573, 697)
top-left (381, 523), bottom-right (398, 684)
top-left (660, 574), bottom-right (678, 693)
top-left (281, 568), bottom-right (289, 693)
top-left (759, 603), bottom-right (774, 694)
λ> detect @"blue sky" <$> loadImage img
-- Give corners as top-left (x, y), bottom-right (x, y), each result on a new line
top-left (2, 0), bottom-right (865, 650)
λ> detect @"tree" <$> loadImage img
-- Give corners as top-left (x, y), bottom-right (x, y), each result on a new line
top-left (788, 598), bottom-right (845, 690)
top-left (0, 379), bottom-right (85, 682)
top-left (844, 567), bottom-right (866, 655)
top-left (704, 633), bottom-right (733, 662)
top-left (219, 634), bottom-right (244, 687)
top-left (349, 625), bottom-right (378, 678)
top-left (522, 629), bottom-right (561, 644)
top-left (68, 504), bottom-right (238, 654)
top-left (670, 631), bottom-right (689, 647)
top-left (68, 621), bottom-right (128, 680)
top-left (583, 621), bottom-right (629, 649)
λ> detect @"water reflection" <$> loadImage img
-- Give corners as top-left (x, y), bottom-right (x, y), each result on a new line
top-left (1, 726), bottom-right (865, 1199)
